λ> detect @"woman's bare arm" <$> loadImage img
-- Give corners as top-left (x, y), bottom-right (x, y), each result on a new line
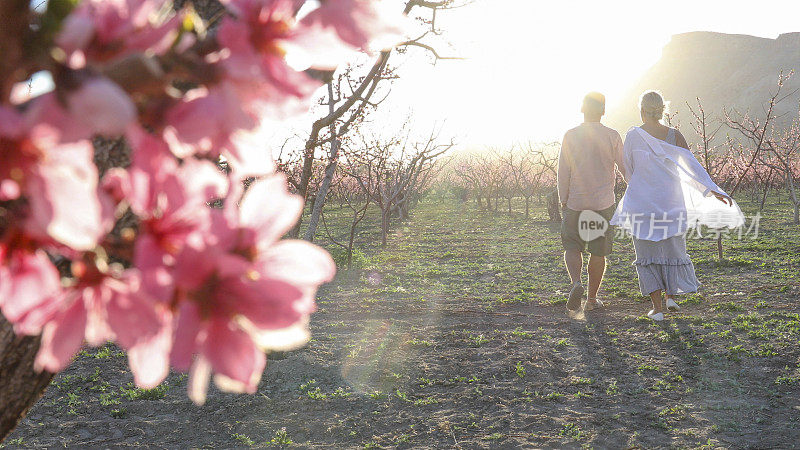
top-left (675, 130), bottom-right (690, 150)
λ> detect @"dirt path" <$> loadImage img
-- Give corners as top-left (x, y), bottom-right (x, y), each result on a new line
top-left (5, 200), bottom-right (800, 448)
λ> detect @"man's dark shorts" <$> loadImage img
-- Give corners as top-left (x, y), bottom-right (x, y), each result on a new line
top-left (560, 204), bottom-right (617, 256)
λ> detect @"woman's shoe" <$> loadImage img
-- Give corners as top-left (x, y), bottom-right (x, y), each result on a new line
top-left (666, 297), bottom-right (681, 312)
top-left (584, 298), bottom-right (604, 311)
top-left (647, 310), bottom-right (664, 321)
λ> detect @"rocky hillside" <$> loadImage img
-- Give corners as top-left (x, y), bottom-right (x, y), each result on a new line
top-left (606, 31), bottom-right (800, 133)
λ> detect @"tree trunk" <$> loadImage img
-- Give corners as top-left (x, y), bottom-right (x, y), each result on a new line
top-left (507, 197), bottom-right (511, 214)
top-left (289, 150), bottom-right (315, 238)
top-left (546, 190), bottom-right (561, 222)
top-left (525, 196), bottom-right (530, 219)
top-left (304, 157), bottom-right (337, 242)
top-left (304, 82), bottom-right (341, 242)
top-left (760, 182), bottom-right (770, 212)
top-left (0, 316), bottom-right (55, 442)
top-left (290, 52), bottom-right (390, 238)
top-left (380, 209), bottom-right (389, 247)
top-left (794, 203), bottom-right (799, 225)
top-left (786, 176), bottom-right (799, 225)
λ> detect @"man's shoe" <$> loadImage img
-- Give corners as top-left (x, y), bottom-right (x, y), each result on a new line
top-left (647, 310), bottom-right (664, 321)
top-left (567, 283), bottom-right (584, 311)
top-left (584, 298), bottom-right (604, 311)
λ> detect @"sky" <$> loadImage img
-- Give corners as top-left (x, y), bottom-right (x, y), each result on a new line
top-left (369, 0), bottom-right (800, 149)
top-left (24, 0), bottom-right (800, 153)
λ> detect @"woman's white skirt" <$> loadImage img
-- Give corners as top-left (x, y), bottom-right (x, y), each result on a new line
top-left (632, 234), bottom-right (701, 296)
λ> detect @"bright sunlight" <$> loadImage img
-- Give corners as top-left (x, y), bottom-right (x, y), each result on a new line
top-left (383, 0), bottom-right (800, 146)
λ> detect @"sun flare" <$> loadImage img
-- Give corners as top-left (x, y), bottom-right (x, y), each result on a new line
top-left (377, 0), bottom-right (800, 148)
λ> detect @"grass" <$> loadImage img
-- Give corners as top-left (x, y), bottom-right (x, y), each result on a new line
top-left (515, 361), bottom-right (526, 378)
top-left (8, 195), bottom-right (800, 448)
top-left (120, 382), bottom-right (171, 401)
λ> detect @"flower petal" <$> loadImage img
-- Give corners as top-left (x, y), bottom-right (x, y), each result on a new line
top-left (238, 174), bottom-right (302, 246)
top-left (0, 249), bottom-right (62, 328)
top-left (34, 299), bottom-right (87, 373)
top-left (127, 309), bottom-right (172, 389)
top-left (203, 318), bottom-right (265, 393)
top-left (188, 356), bottom-right (212, 405)
top-left (257, 239), bottom-right (336, 287)
top-left (170, 300), bottom-right (203, 371)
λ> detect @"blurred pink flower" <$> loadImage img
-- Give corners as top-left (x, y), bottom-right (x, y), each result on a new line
top-left (112, 129), bottom-right (228, 302)
top-left (216, 0), bottom-right (327, 112)
top-left (162, 85), bottom-right (276, 178)
top-left (163, 84), bottom-right (257, 160)
top-left (0, 246), bottom-right (61, 335)
top-left (64, 76), bottom-right (137, 136)
top-left (32, 263), bottom-right (163, 376)
top-left (0, 105), bottom-right (106, 251)
top-left (164, 174), bottom-right (334, 403)
top-left (301, 0), bottom-right (407, 51)
top-left (56, 0), bottom-right (181, 67)
top-left (56, 14), bottom-right (94, 62)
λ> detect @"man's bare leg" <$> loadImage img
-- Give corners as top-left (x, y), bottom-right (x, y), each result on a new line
top-left (564, 250), bottom-right (582, 284)
top-left (587, 254), bottom-right (606, 307)
top-left (564, 250), bottom-right (584, 310)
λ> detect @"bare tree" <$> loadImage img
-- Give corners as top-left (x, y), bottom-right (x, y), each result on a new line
top-left (304, 66), bottom-right (392, 241)
top-left (525, 142), bottom-right (561, 221)
top-left (291, 0), bottom-right (466, 239)
top-left (725, 71), bottom-right (794, 195)
top-left (687, 98), bottom-right (726, 175)
top-left (762, 114), bottom-right (800, 224)
top-left (719, 70), bottom-right (795, 258)
top-left (319, 168), bottom-right (371, 269)
top-left (348, 126), bottom-right (453, 246)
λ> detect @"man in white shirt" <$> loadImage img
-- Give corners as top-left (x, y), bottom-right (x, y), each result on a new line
top-left (557, 92), bottom-right (625, 311)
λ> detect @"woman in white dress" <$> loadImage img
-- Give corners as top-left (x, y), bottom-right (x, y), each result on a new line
top-left (611, 91), bottom-right (744, 321)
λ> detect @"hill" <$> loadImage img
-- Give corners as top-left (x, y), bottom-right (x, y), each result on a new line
top-left (606, 31), bottom-right (800, 133)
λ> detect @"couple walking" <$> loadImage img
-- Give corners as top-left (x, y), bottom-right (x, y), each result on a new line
top-left (557, 91), bottom-right (744, 321)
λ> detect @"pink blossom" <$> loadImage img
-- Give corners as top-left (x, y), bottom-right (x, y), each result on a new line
top-left (163, 84), bottom-right (258, 160)
top-left (116, 129), bottom-right (228, 301)
top-left (56, 0), bottom-right (182, 67)
top-left (164, 244), bottom-right (280, 403)
top-left (234, 175), bottom-right (335, 341)
top-left (162, 85), bottom-right (275, 178)
top-left (162, 174), bottom-right (334, 403)
top-left (216, 0), bottom-right (328, 112)
top-left (32, 262), bottom-right (164, 376)
top-left (125, 308), bottom-right (172, 388)
top-left (0, 106), bottom-right (106, 250)
top-left (300, 0), bottom-right (407, 51)
top-left (64, 76), bottom-right (137, 137)
top-left (225, 129), bottom-right (277, 180)
top-left (0, 0), bottom-right (371, 401)
top-left (0, 246), bottom-right (61, 335)
top-left (56, 13), bottom-right (95, 60)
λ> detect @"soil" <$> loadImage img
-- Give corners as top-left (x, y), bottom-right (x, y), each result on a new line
top-left (5, 199), bottom-right (800, 448)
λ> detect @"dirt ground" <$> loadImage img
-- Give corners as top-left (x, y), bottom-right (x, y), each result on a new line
top-left (5, 199), bottom-right (800, 449)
